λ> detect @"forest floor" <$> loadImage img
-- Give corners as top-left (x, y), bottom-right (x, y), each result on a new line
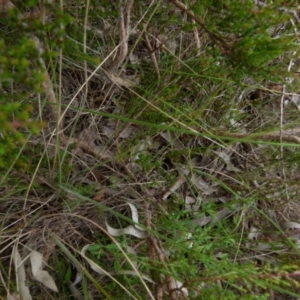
top-left (2, 1), bottom-right (300, 299)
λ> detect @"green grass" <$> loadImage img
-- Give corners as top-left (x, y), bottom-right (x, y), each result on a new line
top-left (1, 0), bottom-right (300, 299)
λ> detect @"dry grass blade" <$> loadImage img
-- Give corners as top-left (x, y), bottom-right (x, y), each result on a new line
top-left (2, 1), bottom-right (300, 299)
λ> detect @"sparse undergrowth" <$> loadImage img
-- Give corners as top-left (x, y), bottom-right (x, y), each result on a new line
top-left (1, 1), bottom-right (300, 299)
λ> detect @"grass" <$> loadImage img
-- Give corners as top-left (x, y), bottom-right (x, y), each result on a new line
top-left (1, 0), bottom-right (300, 299)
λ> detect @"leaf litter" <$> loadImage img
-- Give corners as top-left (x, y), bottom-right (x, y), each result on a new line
top-left (2, 1), bottom-right (300, 299)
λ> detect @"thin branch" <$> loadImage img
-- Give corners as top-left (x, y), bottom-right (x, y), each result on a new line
top-left (142, 26), bottom-right (160, 77)
top-left (192, 19), bottom-right (201, 56)
top-left (169, 0), bottom-right (231, 55)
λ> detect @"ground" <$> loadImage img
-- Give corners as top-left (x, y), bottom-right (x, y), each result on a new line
top-left (1, 1), bottom-right (300, 299)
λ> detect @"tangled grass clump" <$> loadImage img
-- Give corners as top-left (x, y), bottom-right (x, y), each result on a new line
top-left (1, 1), bottom-right (300, 299)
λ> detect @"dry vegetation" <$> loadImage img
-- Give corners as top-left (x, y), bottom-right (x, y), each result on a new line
top-left (1, 0), bottom-right (300, 299)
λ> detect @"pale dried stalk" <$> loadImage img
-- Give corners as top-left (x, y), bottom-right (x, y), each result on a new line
top-left (192, 19), bottom-right (201, 56)
top-left (178, 1), bottom-right (201, 56)
top-left (143, 26), bottom-right (160, 77)
top-left (107, 0), bottom-right (134, 74)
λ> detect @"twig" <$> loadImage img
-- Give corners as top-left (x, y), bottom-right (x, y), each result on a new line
top-left (142, 26), bottom-right (160, 77)
top-left (192, 19), bottom-right (201, 56)
top-left (149, 237), bottom-right (177, 300)
top-left (169, 0), bottom-right (231, 55)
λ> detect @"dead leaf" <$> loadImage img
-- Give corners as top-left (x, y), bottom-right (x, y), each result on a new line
top-left (102, 126), bottom-right (133, 138)
top-left (93, 189), bottom-right (106, 202)
top-left (215, 151), bottom-right (242, 172)
top-left (162, 170), bottom-right (189, 201)
top-left (6, 293), bottom-right (19, 300)
top-left (168, 277), bottom-right (188, 298)
top-left (160, 131), bottom-right (183, 149)
top-left (106, 222), bottom-right (148, 238)
top-left (105, 202), bottom-right (148, 238)
top-left (127, 202), bottom-right (146, 231)
top-left (30, 251), bottom-right (58, 293)
top-left (191, 174), bottom-right (217, 195)
top-left (13, 246), bottom-right (32, 300)
top-left (281, 221), bottom-right (300, 230)
top-left (185, 195), bottom-right (200, 212)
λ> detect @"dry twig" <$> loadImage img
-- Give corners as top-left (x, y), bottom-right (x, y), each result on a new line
top-left (169, 0), bottom-right (231, 55)
top-left (142, 25), bottom-right (160, 77)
